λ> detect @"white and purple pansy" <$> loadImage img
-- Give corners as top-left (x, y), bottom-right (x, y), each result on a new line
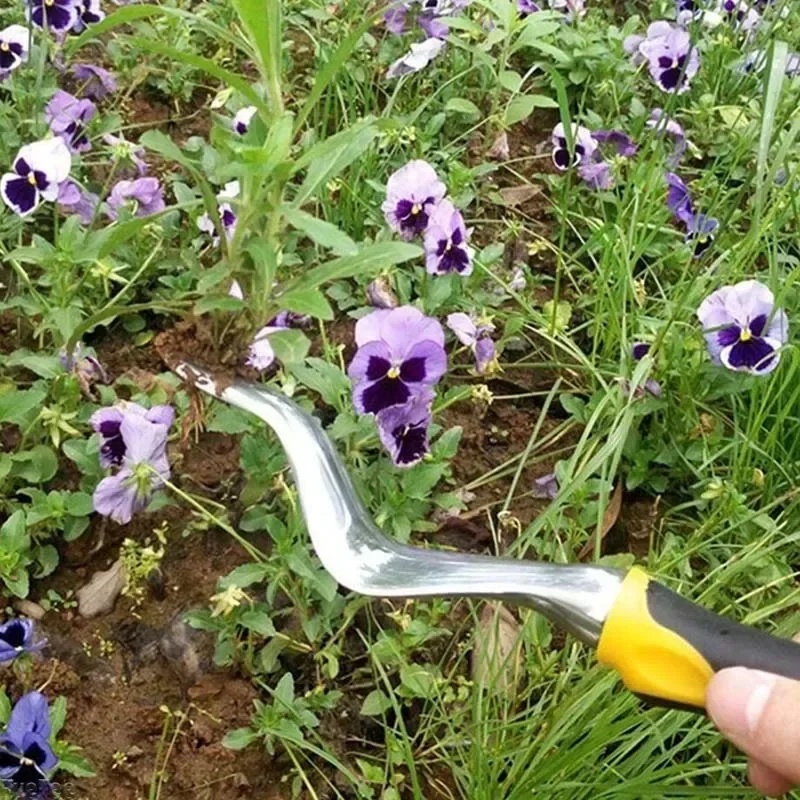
top-left (382, 159), bottom-right (446, 240)
top-left (639, 23), bottom-right (700, 93)
top-left (198, 180), bottom-right (240, 245)
top-left (73, 0), bottom-right (105, 32)
top-left (0, 25), bottom-right (31, 77)
top-left (551, 123), bottom-right (597, 170)
top-left (697, 280), bottom-right (788, 375)
top-left (386, 36), bottom-right (446, 79)
top-left (28, 0), bottom-right (78, 32)
top-left (0, 138), bottom-right (72, 218)
top-left (348, 306), bottom-right (447, 415)
top-left (232, 106), bottom-right (257, 135)
top-left (423, 198), bottom-right (474, 276)
top-left (665, 172), bottom-right (718, 257)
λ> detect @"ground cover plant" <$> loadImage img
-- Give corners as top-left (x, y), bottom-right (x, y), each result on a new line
top-left (0, 0), bottom-right (799, 796)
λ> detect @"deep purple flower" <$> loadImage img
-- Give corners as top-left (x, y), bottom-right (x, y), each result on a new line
top-left (384, 3), bottom-right (410, 34)
top-left (386, 37), bottom-right (446, 79)
top-left (632, 342), bottom-right (650, 361)
top-left (269, 310), bottom-right (312, 329)
top-left (0, 25), bottom-right (30, 77)
top-left (446, 312), bottom-right (496, 374)
top-left (107, 177), bottom-right (165, 219)
top-left (717, 0), bottom-right (760, 32)
top-left (197, 180), bottom-right (239, 246)
top-left (551, 123), bottom-right (597, 170)
top-left (637, 22), bottom-right (700, 93)
top-left (686, 213), bottom-right (719, 257)
top-left (518, 0), bottom-right (541, 14)
top-left (0, 138), bottom-right (72, 218)
top-left (376, 388), bottom-right (434, 468)
top-left (624, 343), bottom-right (661, 397)
top-left (0, 692), bottom-right (57, 790)
top-left (103, 133), bottom-right (147, 176)
top-left (45, 91), bottom-right (96, 153)
top-left (665, 172), bottom-right (718, 257)
top-left (232, 106), bottom-right (257, 136)
top-left (57, 179), bottom-right (100, 224)
top-left (73, 0), bottom-right (104, 32)
top-left (28, 0), bottom-right (78, 32)
top-left (424, 199), bottom-right (473, 276)
top-left (665, 172), bottom-right (694, 224)
top-left (59, 341), bottom-right (106, 391)
top-left (533, 473), bottom-right (559, 499)
top-left (366, 276), bottom-right (399, 309)
top-left (0, 620), bottom-right (45, 664)
top-left (90, 403), bottom-right (174, 469)
top-left (382, 160), bottom-right (446, 240)
top-left (71, 64), bottom-right (117, 100)
top-left (348, 306), bottom-right (446, 415)
top-left (646, 108), bottom-right (687, 166)
top-left (93, 411), bottom-right (172, 525)
top-left (697, 280), bottom-right (788, 375)
top-left (577, 129), bottom-right (637, 190)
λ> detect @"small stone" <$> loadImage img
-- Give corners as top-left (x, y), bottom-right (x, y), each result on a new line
top-left (13, 599), bottom-right (46, 620)
top-left (77, 559), bottom-right (127, 619)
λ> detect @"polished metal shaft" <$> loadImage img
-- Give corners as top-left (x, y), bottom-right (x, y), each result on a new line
top-left (176, 363), bottom-right (625, 646)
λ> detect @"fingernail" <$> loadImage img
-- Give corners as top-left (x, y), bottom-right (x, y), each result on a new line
top-left (707, 668), bottom-right (777, 738)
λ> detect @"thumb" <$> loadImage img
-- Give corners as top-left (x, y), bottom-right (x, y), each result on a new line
top-left (707, 667), bottom-right (800, 786)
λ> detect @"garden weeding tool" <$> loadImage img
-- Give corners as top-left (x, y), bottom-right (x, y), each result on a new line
top-left (176, 362), bottom-right (800, 710)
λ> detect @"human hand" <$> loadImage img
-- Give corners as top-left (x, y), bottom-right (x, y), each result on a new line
top-left (707, 665), bottom-right (800, 797)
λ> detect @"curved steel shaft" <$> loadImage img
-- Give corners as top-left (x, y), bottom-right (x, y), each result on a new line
top-left (176, 363), bottom-right (624, 646)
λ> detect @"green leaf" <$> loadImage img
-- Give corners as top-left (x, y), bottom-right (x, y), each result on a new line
top-left (54, 747), bottom-right (96, 778)
top-left (499, 70), bottom-right (523, 93)
top-left (0, 389), bottom-right (47, 425)
top-left (288, 358), bottom-right (350, 406)
top-left (194, 295), bottom-right (245, 315)
top-left (219, 563), bottom-right (270, 590)
top-left (511, 15), bottom-right (562, 52)
top-left (1, 512), bottom-right (29, 554)
top-left (11, 446), bottom-right (59, 483)
top-left (35, 545), bottom-right (59, 578)
top-left (230, 0), bottom-right (280, 105)
top-left (50, 696), bottom-right (68, 738)
top-left (445, 98), bottom-right (481, 116)
top-left (65, 492), bottom-right (93, 516)
top-left (223, 728), bottom-right (258, 751)
top-left (292, 242), bottom-right (421, 292)
top-left (504, 94), bottom-right (556, 126)
top-left (3, 569), bottom-right (29, 599)
top-left (360, 689), bottom-right (392, 717)
top-left (269, 329), bottom-right (311, 365)
top-left (5, 352), bottom-right (62, 379)
top-left (239, 610), bottom-right (276, 637)
top-left (273, 673), bottom-right (295, 706)
top-left (208, 405), bottom-right (255, 435)
top-left (278, 286), bottom-right (334, 320)
top-left (399, 664), bottom-right (436, 698)
top-left (0, 689), bottom-right (11, 725)
top-left (283, 208), bottom-right (358, 256)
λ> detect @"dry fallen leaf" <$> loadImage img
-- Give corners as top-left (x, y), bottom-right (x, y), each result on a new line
top-left (77, 558), bottom-right (126, 619)
top-left (499, 185), bottom-right (540, 208)
top-left (578, 482), bottom-right (623, 560)
top-left (487, 131), bottom-right (510, 161)
top-left (471, 602), bottom-right (522, 700)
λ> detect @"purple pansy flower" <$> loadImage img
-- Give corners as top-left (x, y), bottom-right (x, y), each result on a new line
top-left (93, 411), bottom-right (172, 525)
top-left (107, 177), bottom-right (165, 219)
top-left (646, 108), bottom-right (687, 167)
top-left (59, 341), bottom-right (107, 393)
top-left (45, 90), bottom-right (96, 153)
top-left (384, 3), bottom-right (410, 33)
top-left (446, 312), bottom-right (496, 374)
top-left (0, 25), bottom-right (31, 77)
top-left (73, 0), bottom-right (104, 32)
top-left (0, 138), bottom-right (72, 218)
top-left (697, 280), bottom-right (788, 375)
top-left (665, 172), bottom-right (718, 257)
top-left (197, 180), bottom-right (239, 246)
top-left (518, 0), bottom-right (542, 14)
top-left (632, 342), bottom-right (650, 361)
top-left (28, 0), bottom-right (78, 32)
top-left (57, 179), bottom-right (100, 224)
top-left (624, 342), bottom-right (661, 397)
top-left (550, 0), bottom-right (586, 21)
top-left (90, 403), bottom-right (174, 469)
top-left (246, 325), bottom-right (284, 371)
top-left (71, 64), bottom-right (118, 100)
top-left (424, 199), bottom-right (474, 276)
top-left (382, 159), bottom-right (446, 240)
top-left (717, 0), bottom-right (760, 32)
top-left (103, 133), bottom-right (147, 176)
top-left (232, 106), bottom-right (257, 135)
top-left (0, 692), bottom-right (58, 789)
top-left (533, 473), bottom-right (559, 499)
top-left (366, 276), bottom-right (399, 309)
top-left (551, 123), bottom-right (597, 170)
top-left (348, 306), bottom-right (446, 415)
top-left (376, 388), bottom-right (434, 468)
top-left (386, 37), bottom-right (446, 79)
top-left (577, 129), bottom-right (637, 190)
top-left (637, 22), bottom-right (700, 93)
top-left (0, 619), bottom-right (45, 664)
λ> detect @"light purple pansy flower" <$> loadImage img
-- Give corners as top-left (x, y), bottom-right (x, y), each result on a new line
top-left (665, 172), bottom-right (718, 257)
top-left (386, 37), bottom-right (446, 79)
top-left (533, 473), bottom-right (559, 499)
top-left (0, 619), bottom-right (45, 663)
top-left (376, 387), bottom-right (434, 468)
top-left (71, 64), bottom-right (118, 100)
top-left (348, 306), bottom-right (447, 415)
top-left (577, 129), bottom-right (637, 190)
top-left (73, 0), bottom-right (104, 32)
top-left (0, 692), bottom-right (57, 787)
top-left (197, 180), bottom-right (239, 245)
top-left (0, 25), bottom-right (31, 77)
top-left (382, 159), bottom-right (446, 240)
top-left (57, 179), bottom-right (100, 224)
top-left (59, 341), bottom-right (107, 391)
top-left (518, 0), bottom-right (542, 14)
top-left (717, 0), bottom-right (760, 32)
top-left (366, 276), bottom-right (399, 309)
top-left (45, 90), bottom-right (96, 153)
top-left (93, 412), bottom-right (172, 525)
top-left (0, 138), bottom-right (72, 218)
top-left (232, 106), bottom-right (257, 136)
top-left (107, 177), bottom-right (165, 219)
top-left (637, 22), bottom-right (700, 93)
top-left (646, 108), bottom-right (687, 167)
top-left (384, 3), bottom-right (410, 34)
top-left (550, 0), bottom-right (586, 21)
top-left (551, 123), bottom-right (597, 170)
top-left (28, 0), bottom-right (78, 32)
top-left (423, 199), bottom-right (474, 276)
top-left (446, 312), bottom-right (496, 374)
top-left (90, 403), bottom-right (174, 469)
top-left (103, 133), bottom-right (147, 176)
top-left (246, 325), bottom-right (284, 371)
top-left (697, 280), bottom-right (788, 375)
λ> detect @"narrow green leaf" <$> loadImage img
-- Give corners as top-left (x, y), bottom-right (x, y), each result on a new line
top-left (278, 286), bottom-right (334, 320)
top-left (283, 208), bottom-right (358, 256)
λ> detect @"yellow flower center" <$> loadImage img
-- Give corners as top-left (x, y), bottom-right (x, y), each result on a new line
top-left (740, 328), bottom-right (752, 342)
top-left (0, 43), bottom-right (9, 52)
top-left (45, 0), bottom-right (54, 6)
top-left (411, 203), bottom-right (421, 215)
top-left (387, 366), bottom-right (400, 379)
top-left (445, 241), bottom-right (452, 251)
top-left (27, 174), bottom-right (37, 186)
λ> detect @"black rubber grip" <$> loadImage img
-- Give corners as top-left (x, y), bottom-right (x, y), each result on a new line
top-left (647, 581), bottom-right (800, 679)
